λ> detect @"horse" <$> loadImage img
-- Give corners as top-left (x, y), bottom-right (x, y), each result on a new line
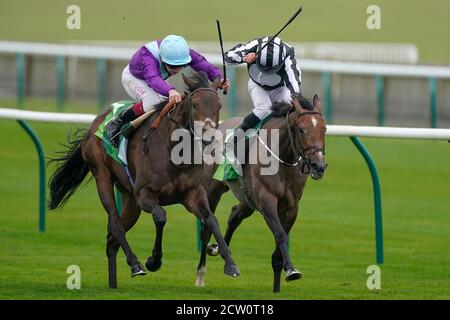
top-left (47, 71), bottom-right (240, 288)
top-left (199, 94), bottom-right (327, 292)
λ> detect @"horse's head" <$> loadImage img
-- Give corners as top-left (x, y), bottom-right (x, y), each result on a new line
top-left (182, 71), bottom-right (221, 144)
top-left (291, 94), bottom-right (327, 180)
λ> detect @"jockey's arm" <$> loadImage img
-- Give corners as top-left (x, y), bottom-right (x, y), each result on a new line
top-left (283, 46), bottom-right (302, 95)
top-left (188, 49), bottom-right (221, 82)
top-left (141, 53), bottom-right (175, 97)
top-left (224, 39), bottom-right (259, 65)
top-left (189, 49), bottom-right (230, 91)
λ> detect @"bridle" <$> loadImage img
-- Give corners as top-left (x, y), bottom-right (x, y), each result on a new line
top-left (142, 87), bottom-right (219, 154)
top-left (167, 87), bottom-right (219, 141)
top-left (258, 110), bottom-right (325, 174)
top-left (286, 110), bottom-right (325, 173)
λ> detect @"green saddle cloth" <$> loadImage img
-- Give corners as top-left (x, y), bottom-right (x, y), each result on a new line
top-left (213, 113), bottom-right (273, 181)
top-left (95, 100), bottom-right (136, 165)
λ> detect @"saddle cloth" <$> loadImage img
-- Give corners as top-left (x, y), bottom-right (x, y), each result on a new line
top-left (213, 113), bottom-right (273, 181)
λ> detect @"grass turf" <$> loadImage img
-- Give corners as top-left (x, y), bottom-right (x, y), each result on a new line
top-left (0, 0), bottom-right (449, 64)
top-left (0, 102), bottom-right (449, 299)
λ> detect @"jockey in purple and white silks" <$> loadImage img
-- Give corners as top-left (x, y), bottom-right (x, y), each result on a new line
top-left (224, 36), bottom-right (302, 132)
top-left (106, 34), bottom-right (230, 147)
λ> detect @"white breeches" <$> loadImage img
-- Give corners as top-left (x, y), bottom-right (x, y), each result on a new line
top-left (247, 79), bottom-right (292, 119)
top-left (121, 65), bottom-right (166, 112)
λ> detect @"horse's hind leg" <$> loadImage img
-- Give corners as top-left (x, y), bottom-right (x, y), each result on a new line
top-left (207, 202), bottom-right (254, 257)
top-left (95, 174), bottom-right (145, 280)
top-left (195, 222), bottom-right (210, 287)
top-left (224, 203), bottom-right (254, 246)
top-left (106, 192), bottom-right (142, 288)
top-left (204, 180), bottom-right (228, 257)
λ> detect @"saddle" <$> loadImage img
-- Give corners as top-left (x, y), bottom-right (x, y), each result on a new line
top-left (95, 101), bottom-right (173, 165)
top-left (214, 113), bottom-right (273, 181)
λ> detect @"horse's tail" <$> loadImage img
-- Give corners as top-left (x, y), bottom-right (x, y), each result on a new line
top-left (48, 128), bottom-right (90, 210)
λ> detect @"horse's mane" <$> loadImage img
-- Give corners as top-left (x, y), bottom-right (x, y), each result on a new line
top-left (153, 71), bottom-right (211, 111)
top-left (271, 94), bottom-right (314, 117)
top-left (184, 71), bottom-right (210, 92)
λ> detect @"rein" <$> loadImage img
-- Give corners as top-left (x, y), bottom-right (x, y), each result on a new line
top-left (142, 87), bottom-right (218, 153)
top-left (258, 110), bottom-right (324, 173)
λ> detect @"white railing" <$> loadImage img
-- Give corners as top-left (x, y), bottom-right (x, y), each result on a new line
top-left (1, 41), bottom-right (450, 78)
top-left (2, 108), bottom-right (450, 140)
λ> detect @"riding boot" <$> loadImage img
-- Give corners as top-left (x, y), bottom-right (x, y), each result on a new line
top-left (227, 112), bottom-right (261, 159)
top-left (106, 102), bottom-right (144, 147)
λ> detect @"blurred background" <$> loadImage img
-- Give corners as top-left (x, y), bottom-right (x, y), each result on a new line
top-left (1, 0), bottom-right (450, 127)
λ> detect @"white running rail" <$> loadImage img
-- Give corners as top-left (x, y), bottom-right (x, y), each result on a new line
top-left (1, 108), bottom-right (450, 140)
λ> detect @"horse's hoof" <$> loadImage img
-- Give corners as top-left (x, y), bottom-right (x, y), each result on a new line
top-left (207, 243), bottom-right (219, 256)
top-left (224, 264), bottom-right (240, 277)
top-left (146, 256), bottom-right (162, 272)
top-left (285, 268), bottom-right (302, 282)
top-left (195, 279), bottom-right (205, 287)
top-left (131, 263), bottom-right (147, 277)
top-left (195, 267), bottom-right (206, 287)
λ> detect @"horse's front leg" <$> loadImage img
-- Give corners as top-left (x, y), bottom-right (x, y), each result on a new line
top-left (185, 187), bottom-right (240, 278)
top-left (137, 187), bottom-right (166, 272)
top-left (258, 190), bottom-right (301, 290)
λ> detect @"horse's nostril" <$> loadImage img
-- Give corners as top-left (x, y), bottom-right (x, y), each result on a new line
top-left (311, 162), bottom-right (325, 173)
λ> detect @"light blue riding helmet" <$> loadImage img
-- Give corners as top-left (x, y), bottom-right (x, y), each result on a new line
top-left (159, 35), bottom-right (192, 66)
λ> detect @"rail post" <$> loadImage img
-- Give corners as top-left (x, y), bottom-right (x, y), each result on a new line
top-left (322, 72), bottom-right (333, 123)
top-left (16, 53), bottom-right (25, 108)
top-left (375, 75), bottom-right (385, 126)
top-left (350, 136), bottom-right (384, 264)
top-left (17, 120), bottom-right (46, 233)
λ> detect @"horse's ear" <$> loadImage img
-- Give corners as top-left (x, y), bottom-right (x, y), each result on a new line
top-left (292, 97), bottom-right (302, 113)
top-left (313, 94), bottom-right (322, 112)
top-left (291, 93), bottom-right (304, 113)
top-left (211, 77), bottom-right (220, 91)
top-left (182, 73), bottom-right (194, 90)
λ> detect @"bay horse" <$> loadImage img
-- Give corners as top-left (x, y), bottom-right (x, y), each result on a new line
top-left (48, 71), bottom-right (240, 288)
top-left (199, 94), bottom-right (327, 292)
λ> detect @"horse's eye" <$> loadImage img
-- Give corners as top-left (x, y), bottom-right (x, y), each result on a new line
top-left (297, 127), bottom-right (305, 134)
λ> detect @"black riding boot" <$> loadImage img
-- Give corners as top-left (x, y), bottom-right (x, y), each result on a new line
top-left (237, 112), bottom-right (261, 133)
top-left (105, 106), bottom-right (140, 147)
top-left (227, 112), bottom-right (261, 158)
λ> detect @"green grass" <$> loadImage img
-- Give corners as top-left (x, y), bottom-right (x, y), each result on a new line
top-left (1, 0), bottom-right (450, 64)
top-left (0, 100), bottom-right (449, 299)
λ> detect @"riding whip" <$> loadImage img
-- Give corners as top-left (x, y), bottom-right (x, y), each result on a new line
top-left (216, 19), bottom-right (228, 95)
top-left (255, 5), bottom-right (303, 57)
